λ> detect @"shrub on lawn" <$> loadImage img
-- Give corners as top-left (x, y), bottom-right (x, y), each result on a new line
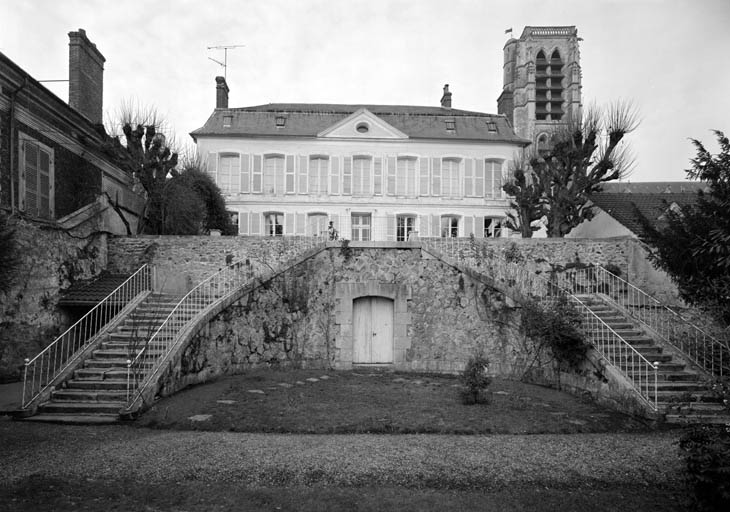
top-left (459, 355), bottom-right (492, 405)
top-left (678, 424), bottom-right (730, 511)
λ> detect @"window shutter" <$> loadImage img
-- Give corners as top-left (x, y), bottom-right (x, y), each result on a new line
top-left (296, 213), bottom-right (305, 235)
top-left (431, 214), bottom-right (440, 238)
top-left (240, 212), bottom-right (249, 235)
top-left (464, 216), bottom-right (474, 237)
top-left (285, 212), bottom-right (294, 235)
top-left (251, 212), bottom-right (262, 235)
top-left (207, 152), bottom-right (217, 180)
top-left (419, 215), bottom-right (429, 238)
top-left (475, 158), bottom-right (484, 198)
top-left (419, 157), bottom-right (429, 196)
top-left (464, 158), bottom-right (474, 197)
top-left (431, 158), bottom-right (441, 196)
top-left (343, 157), bottom-right (352, 195)
top-left (275, 157), bottom-right (285, 195)
top-left (330, 156), bottom-right (340, 195)
top-left (386, 215), bottom-right (396, 241)
top-left (387, 156), bottom-right (396, 196)
top-left (285, 155), bottom-right (295, 193)
top-left (475, 217), bottom-right (485, 238)
top-left (373, 157), bottom-right (382, 195)
top-left (241, 154), bottom-right (251, 193)
top-left (298, 155), bottom-right (308, 194)
top-left (252, 155), bottom-right (262, 193)
top-left (495, 162), bottom-right (504, 197)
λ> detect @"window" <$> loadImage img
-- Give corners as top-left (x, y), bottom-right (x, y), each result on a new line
top-left (440, 216), bottom-right (459, 238)
top-left (441, 158), bottom-right (460, 198)
top-left (351, 214), bottom-right (371, 241)
top-left (445, 119), bottom-right (455, 132)
top-left (486, 121), bottom-right (498, 132)
top-left (263, 155), bottom-right (284, 194)
top-left (223, 116), bottom-right (232, 127)
top-left (308, 213), bottom-right (328, 237)
top-left (265, 213), bottom-right (284, 236)
top-left (309, 156), bottom-right (328, 195)
top-left (218, 154), bottom-right (240, 194)
top-left (19, 135), bottom-right (54, 219)
top-left (395, 157), bottom-right (417, 197)
top-left (356, 122), bottom-right (369, 133)
top-left (397, 215), bottom-right (416, 241)
top-left (352, 156), bottom-right (371, 196)
top-left (484, 218), bottom-right (503, 238)
top-left (275, 116), bottom-right (286, 128)
top-left (229, 211), bottom-right (239, 234)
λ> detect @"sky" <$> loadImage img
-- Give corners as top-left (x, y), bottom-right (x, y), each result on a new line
top-left (1, 0), bottom-right (729, 182)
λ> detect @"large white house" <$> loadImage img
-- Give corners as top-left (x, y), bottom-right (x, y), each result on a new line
top-left (191, 81), bottom-right (529, 241)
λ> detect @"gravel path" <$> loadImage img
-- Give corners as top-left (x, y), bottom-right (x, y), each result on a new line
top-left (0, 418), bottom-right (683, 490)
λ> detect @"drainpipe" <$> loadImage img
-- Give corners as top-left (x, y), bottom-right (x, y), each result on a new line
top-left (7, 77), bottom-right (28, 212)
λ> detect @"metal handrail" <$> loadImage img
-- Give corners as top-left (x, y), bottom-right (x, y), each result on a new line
top-left (124, 237), bottom-right (325, 411)
top-left (22, 264), bottom-right (152, 408)
top-left (555, 265), bottom-right (729, 378)
top-left (422, 237), bottom-right (659, 410)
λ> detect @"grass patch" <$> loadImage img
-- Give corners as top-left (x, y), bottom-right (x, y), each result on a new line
top-left (136, 369), bottom-right (658, 434)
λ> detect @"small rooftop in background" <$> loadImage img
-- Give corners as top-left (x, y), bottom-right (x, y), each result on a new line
top-left (599, 181), bottom-right (710, 194)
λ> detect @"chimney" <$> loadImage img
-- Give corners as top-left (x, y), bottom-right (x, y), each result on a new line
top-left (68, 29), bottom-right (105, 125)
top-left (216, 76), bottom-right (229, 109)
top-left (440, 84), bottom-right (452, 109)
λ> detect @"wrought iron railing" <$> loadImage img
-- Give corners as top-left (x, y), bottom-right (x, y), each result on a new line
top-left (422, 237), bottom-right (658, 410)
top-left (124, 238), bottom-right (326, 412)
top-left (22, 265), bottom-right (152, 408)
top-left (554, 265), bottom-right (730, 378)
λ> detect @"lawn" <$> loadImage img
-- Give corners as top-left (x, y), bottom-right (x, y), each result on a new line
top-left (136, 368), bottom-right (660, 434)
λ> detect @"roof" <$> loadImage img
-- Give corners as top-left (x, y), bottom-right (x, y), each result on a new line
top-left (599, 181), bottom-right (710, 194)
top-left (191, 103), bottom-right (529, 144)
top-left (590, 192), bottom-right (701, 238)
top-left (59, 273), bottom-right (132, 307)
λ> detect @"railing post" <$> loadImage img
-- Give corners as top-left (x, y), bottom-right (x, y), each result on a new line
top-left (21, 358), bottom-right (29, 408)
top-left (126, 359), bottom-right (132, 402)
top-left (653, 361), bottom-right (659, 411)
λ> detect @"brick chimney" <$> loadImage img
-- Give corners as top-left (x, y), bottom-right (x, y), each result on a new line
top-left (216, 76), bottom-right (229, 109)
top-left (68, 29), bottom-right (105, 124)
top-left (440, 84), bottom-right (452, 109)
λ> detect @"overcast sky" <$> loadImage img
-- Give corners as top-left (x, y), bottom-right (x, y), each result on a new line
top-left (2, 0), bottom-right (729, 182)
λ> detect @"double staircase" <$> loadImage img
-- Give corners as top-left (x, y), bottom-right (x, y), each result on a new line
top-left (26, 293), bottom-right (181, 423)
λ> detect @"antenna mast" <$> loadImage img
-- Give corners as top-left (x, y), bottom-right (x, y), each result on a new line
top-left (207, 44), bottom-right (245, 80)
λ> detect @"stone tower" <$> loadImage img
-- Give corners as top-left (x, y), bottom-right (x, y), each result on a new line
top-left (497, 26), bottom-right (582, 152)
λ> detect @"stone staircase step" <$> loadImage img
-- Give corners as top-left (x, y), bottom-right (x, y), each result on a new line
top-left (655, 391), bottom-right (720, 403)
top-left (654, 381), bottom-right (708, 392)
top-left (83, 358), bottom-right (152, 369)
top-left (66, 378), bottom-right (129, 390)
top-left (91, 349), bottom-right (165, 359)
top-left (22, 414), bottom-right (120, 425)
top-left (665, 413), bottom-right (730, 425)
top-left (74, 368), bottom-right (140, 380)
top-left (51, 389), bottom-right (129, 402)
top-left (38, 400), bottom-right (124, 415)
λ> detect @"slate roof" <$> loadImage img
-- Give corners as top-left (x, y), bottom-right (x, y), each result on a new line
top-left (59, 273), bottom-right (132, 307)
top-left (590, 192), bottom-right (701, 238)
top-left (191, 103), bottom-right (529, 144)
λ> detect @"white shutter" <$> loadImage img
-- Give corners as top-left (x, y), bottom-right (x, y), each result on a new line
top-left (241, 154), bottom-right (251, 193)
top-left (251, 212), bottom-right (262, 235)
top-left (296, 213), bottom-right (305, 235)
top-left (284, 212), bottom-right (294, 235)
top-left (475, 217), bottom-right (485, 238)
top-left (330, 156), bottom-right (340, 195)
top-left (431, 214), bottom-right (440, 238)
top-left (240, 212), bottom-right (249, 235)
top-left (386, 215), bottom-right (396, 241)
top-left (464, 216), bottom-right (474, 237)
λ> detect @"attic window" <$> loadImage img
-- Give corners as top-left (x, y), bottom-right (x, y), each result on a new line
top-left (223, 115), bottom-right (232, 127)
top-left (486, 121), bottom-right (498, 132)
top-left (356, 122), bottom-right (369, 133)
top-left (275, 116), bottom-right (286, 128)
top-left (445, 119), bottom-right (455, 132)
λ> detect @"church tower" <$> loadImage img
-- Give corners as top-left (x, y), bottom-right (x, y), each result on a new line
top-left (497, 26), bottom-right (582, 152)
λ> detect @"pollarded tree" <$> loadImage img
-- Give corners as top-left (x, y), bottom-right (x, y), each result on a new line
top-left (640, 130), bottom-right (730, 325)
top-left (504, 101), bottom-right (639, 237)
top-left (103, 103), bottom-right (179, 235)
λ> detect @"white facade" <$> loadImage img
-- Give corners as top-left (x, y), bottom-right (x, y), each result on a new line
top-left (193, 104), bottom-right (528, 241)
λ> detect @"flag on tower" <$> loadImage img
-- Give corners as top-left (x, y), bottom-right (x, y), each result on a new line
top-left (505, 28), bottom-right (513, 34)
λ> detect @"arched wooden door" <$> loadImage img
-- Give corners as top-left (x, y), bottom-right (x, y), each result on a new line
top-left (353, 296), bottom-right (394, 363)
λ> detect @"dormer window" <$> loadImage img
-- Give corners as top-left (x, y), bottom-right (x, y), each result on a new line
top-left (486, 121), bottom-right (498, 132)
top-left (275, 116), bottom-right (286, 128)
top-left (223, 115), bottom-right (232, 127)
top-left (356, 122), bottom-right (369, 133)
top-left (445, 119), bottom-right (455, 132)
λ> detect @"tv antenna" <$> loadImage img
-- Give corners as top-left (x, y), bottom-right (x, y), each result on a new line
top-left (207, 44), bottom-right (245, 80)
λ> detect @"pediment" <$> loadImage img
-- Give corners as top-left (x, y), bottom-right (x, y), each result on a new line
top-left (318, 108), bottom-right (408, 139)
